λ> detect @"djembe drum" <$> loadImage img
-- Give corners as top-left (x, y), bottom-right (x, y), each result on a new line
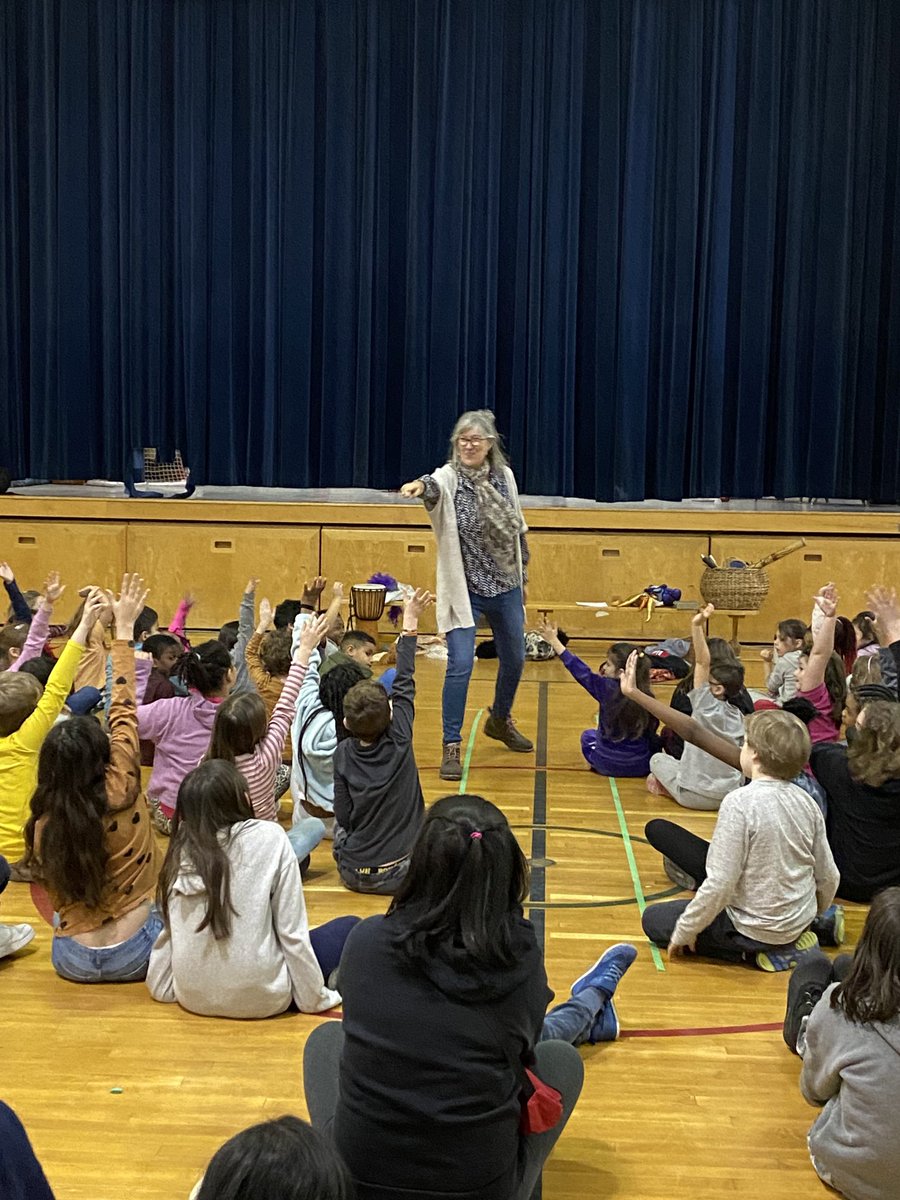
top-left (349, 583), bottom-right (387, 644)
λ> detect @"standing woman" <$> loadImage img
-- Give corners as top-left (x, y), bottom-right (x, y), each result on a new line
top-left (400, 410), bottom-right (532, 780)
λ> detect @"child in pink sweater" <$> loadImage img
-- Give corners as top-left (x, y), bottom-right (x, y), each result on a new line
top-left (137, 640), bottom-right (235, 833)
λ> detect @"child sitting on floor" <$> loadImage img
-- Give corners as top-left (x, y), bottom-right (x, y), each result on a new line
top-left (760, 619), bottom-right (807, 704)
top-left (647, 605), bottom-right (745, 810)
top-left (331, 589), bottom-right (432, 894)
top-left (25, 574), bottom-right (164, 983)
top-left (783, 887), bottom-right (900, 1200)
top-left (537, 622), bottom-right (658, 777)
top-left (0, 584), bottom-right (104, 869)
top-left (798, 584), bottom-right (847, 744)
top-left (137, 639), bottom-right (235, 834)
top-left (623, 654), bottom-right (841, 972)
top-left (148, 760), bottom-right (355, 1019)
top-left (320, 629), bottom-right (376, 678)
top-left (207, 613), bottom-right (330, 870)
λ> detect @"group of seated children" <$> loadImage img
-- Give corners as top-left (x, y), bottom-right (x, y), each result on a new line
top-left (1, 561), bottom-right (900, 1200)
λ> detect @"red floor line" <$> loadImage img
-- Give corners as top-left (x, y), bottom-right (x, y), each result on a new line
top-left (619, 1021), bottom-right (783, 1039)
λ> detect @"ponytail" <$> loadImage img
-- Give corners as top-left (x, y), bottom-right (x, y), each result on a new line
top-left (177, 640), bottom-right (233, 698)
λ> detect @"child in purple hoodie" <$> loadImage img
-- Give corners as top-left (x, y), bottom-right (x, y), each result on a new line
top-left (537, 623), bottom-right (658, 776)
top-left (137, 641), bottom-right (235, 833)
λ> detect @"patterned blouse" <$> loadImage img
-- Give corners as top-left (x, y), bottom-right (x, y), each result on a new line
top-left (422, 470), bottom-right (529, 598)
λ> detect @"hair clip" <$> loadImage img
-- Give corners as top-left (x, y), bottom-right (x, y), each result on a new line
top-left (469, 830), bottom-right (482, 840)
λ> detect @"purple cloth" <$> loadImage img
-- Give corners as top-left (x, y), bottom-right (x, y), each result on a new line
top-left (561, 650), bottom-right (657, 777)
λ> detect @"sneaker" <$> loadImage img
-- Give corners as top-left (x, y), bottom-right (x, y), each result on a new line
top-left (663, 857), bottom-right (697, 892)
top-left (0, 923), bottom-right (35, 960)
top-left (783, 982), bottom-right (827, 1053)
top-left (439, 742), bottom-right (463, 781)
top-left (483, 711), bottom-right (534, 753)
top-left (571, 943), bottom-right (638, 998)
top-left (588, 997), bottom-right (620, 1043)
top-left (756, 929), bottom-right (819, 973)
top-left (811, 904), bottom-right (845, 947)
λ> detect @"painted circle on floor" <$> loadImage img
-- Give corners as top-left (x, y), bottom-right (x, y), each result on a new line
top-left (512, 823), bottom-right (683, 909)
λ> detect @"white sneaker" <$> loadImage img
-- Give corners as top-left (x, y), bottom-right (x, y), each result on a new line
top-left (0, 923), bottom-right (35, 960)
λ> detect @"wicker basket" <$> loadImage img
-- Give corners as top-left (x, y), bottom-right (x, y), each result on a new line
top-left (699, 567), bottom-right (769, 611)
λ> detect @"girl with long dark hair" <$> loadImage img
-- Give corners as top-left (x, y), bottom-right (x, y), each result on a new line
top-left (303, 794), bottom-right (636, 1200)
top-left (25, 575), bottom-right (163, 983)
top-left (148, 760), bottom-right (357, 1018)
top-left (784, 887), bottom-right (900, 1199)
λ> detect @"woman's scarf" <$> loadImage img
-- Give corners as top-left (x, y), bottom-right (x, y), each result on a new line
top-left (457, 462), bottom-right (521, 576)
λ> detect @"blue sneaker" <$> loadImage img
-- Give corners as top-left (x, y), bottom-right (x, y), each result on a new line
top-left (811, 904), bottom-right (845, 948)
top-left (588, 996), bottom-right (620, 1043)
top-left (756, 929), bottom-right (819, 973)
top-left (571, 943), bottom-right (638, 998)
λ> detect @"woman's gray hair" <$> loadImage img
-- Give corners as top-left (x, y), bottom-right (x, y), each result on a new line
top-left (447, 410), bottom-right (509, 470)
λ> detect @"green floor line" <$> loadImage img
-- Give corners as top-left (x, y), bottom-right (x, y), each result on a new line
top-left (608, 777), bottom-right (666, 972)
top-left (458, 709), bottom-right (484, 793)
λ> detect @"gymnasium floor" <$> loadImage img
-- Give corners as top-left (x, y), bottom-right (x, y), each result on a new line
top-left (0, 649), bottom-right (851, 1199)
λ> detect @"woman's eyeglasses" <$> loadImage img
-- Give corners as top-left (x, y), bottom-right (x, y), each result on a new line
top-left (457, 436), bottom-right (491, 448)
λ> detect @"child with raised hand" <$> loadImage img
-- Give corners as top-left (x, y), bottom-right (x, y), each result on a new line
top-left (225, 577), bottom-right (258, 695)
top-left (760, 619), bottom-right (807, 703)
top-left (24, 574), bottom-right (164, 983)
top-left (331, 588), bottom-right (433, 894)
top-left (621, 653), bottom-right (842, 971)
top-left (783, 887), bottom-right (900, 1200)
top-left (865, 585), bottom-right (900, 697)
top-left (148, 759), bottom-right (354, 1019)
top-left (646, 604), bottom-right (744, 810)
top-left (208, 613), bottom-right (331, 869)
top-left (245, 596), bottom-right (295, 775)
top-left (0, 572), bottom-right (64, 673)
top-left (798, 584), bottom-right (846, 744)
top-left (137, 639), bottom-right (236, 834)
top-left (0, 560), bottom-right (38, 625)
top-left (537, 621), bottom-right (658, 776)
top-left (0, 583), bottom-right (106, 866)
top-left (290, 584), bottom-right (360, 834)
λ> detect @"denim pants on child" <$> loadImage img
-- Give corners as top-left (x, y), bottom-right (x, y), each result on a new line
top-left (287, 815), bottom-right (327, 862)
top-left (443, 586), bottom-right (525, 744)
top-left (51, 908), bottom-right (164, 983)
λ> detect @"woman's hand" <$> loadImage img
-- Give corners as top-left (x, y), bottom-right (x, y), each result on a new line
top-left (400, 480), bottom-right (425, 498)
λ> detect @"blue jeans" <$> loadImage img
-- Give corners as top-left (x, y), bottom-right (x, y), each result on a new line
top-left (52, 909), bottom-right (164, 983)
top-left (309, 916), bottom-right (361, 979)
top-left (287, 815), bottom-right (327, 862)
top-left (540, 986), bottom-right (605, 1046)
top-left (443, 586), bottom-right (525, 744)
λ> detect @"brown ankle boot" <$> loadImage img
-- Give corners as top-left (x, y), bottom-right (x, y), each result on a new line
top-left (483, 711), bottom-right (534, 752)
top-left (440, 742), bottom-right (463, 781)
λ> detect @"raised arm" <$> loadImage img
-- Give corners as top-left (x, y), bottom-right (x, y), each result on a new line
top-left (691, 604), bottom-right (714, 689)
top-left (105, 574), bottom-right (149, 808)
top-left (537, 619), bottom-right (607, 702)
top-left (245, 597), bottom-right (274, 690)
top-left (389, 588), bottom-right (434, 744)
top-left (866, 585), bottom-right (900, 699)
top-left (167, 593), bottom-right (195, 644)
top-left (260, 615), bottom-right (330, 759)
top-left (17, 588), bottom-right (107, 750)
top-left (8, 571), bottom-right (62, 672)
top-left (0, 562), bottom-right (33, 625)
top-left (621, 651), bottom-right (742, 771)
top-left (804, 584), bottom-right (837, 692)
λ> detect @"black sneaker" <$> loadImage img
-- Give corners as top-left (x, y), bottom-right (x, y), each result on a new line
top-left (663, 857), bottom-right (697, 892)
top-left (440, 742), bottom-right (463, 781)
top-left (483, 711), bottom-right (534, 752)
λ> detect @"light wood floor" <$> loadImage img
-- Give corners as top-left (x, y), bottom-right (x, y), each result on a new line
top-left (0, 650), bottom-right (853, 1199)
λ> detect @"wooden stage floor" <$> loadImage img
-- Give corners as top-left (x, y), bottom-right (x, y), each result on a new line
top-left (0, 651), bottom-right (849, 1199)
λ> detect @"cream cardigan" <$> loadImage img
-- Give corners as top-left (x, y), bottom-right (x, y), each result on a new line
top-left (421, 463), bottom-right (528, 633)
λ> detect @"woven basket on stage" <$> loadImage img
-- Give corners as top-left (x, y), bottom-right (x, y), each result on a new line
top-left (699, 567), bottom-right (769, 611)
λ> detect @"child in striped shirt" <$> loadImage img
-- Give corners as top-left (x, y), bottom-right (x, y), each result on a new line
top-left (208, 612), bottom-right (329, 872)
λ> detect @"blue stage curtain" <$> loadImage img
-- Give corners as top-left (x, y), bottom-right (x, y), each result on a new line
top-left (1, 1), bottom-right (898, 500)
